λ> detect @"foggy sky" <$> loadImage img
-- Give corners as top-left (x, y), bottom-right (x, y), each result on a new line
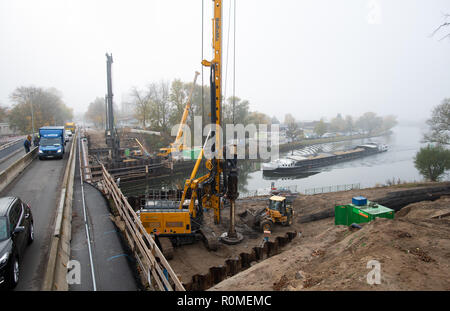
top-left (1, 0), bottom-right (450, 123)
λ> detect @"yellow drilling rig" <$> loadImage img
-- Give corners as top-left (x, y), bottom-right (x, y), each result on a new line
top-left (139, 0), bottom-right (243, 259)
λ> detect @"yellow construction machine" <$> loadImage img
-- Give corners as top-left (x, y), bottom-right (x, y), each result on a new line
top-left (139, 0), bottom-right (242, 259)
top-left (158, 71), bottom-right (200, 158)
top-left (239, 196), bottom-right (294, 232)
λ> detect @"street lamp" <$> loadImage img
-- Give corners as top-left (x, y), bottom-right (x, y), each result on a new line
top-left (30, 98), bottom-right (35, 134)
top-left (27, 89), bottom-right (37, 135)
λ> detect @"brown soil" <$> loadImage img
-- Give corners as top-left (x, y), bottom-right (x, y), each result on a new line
top-left (164, 182), bottom-right (450, 290)
top-left (209, 195), bottom-right (450, 291)
top-left (86, 129), bottom-right (108, 149)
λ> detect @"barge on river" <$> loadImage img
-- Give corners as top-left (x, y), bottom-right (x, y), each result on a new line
top-left (262, 143), bottom-right (388, 176)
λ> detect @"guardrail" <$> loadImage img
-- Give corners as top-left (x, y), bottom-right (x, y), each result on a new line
top-left (0, 146), bottom-right (38, 193)
top-left (0, 137), bottom-right (23, 151)
top-left (99, 164), bottom-right (185, 291)
top-left (42, 133), bottom-right (77, 290)
top-left (302, 183), bottom-right (360, 195)
top-left (239, 183), bottom-right (361, 198)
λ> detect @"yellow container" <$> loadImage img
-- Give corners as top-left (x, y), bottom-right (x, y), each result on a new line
top-left (140, 209), bottom-right (192, 234)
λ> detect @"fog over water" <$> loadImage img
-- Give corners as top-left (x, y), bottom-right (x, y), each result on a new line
top-left (1, 0), bottom-right (450, 123)
top-left (119, 123), bottom-right (443, 198)
top-left (243, 124), bottom-right (436, 195)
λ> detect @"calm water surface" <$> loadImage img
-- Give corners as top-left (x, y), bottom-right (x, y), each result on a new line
top-left (242, 124), bottom-right (441, 194)
top-left (121, 124), bottom-right (446, 197)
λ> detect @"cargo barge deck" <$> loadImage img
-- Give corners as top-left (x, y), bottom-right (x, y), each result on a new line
top-left (262, 143), bottom-right (388, 176)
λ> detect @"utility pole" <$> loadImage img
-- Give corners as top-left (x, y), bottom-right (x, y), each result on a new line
top-left (106, 53), bottom-right (115, 135)
top-left (30, 98), bottom-right (35, 134)
top-left (28, 88), bottom-right (36, 134)
top-left (105, 53), bottom-right (120, 162)
top-left (105, 97), bottom-right (109, 132)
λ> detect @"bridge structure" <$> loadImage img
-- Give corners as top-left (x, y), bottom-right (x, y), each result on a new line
top-left (0, 130), bottom-right (183, 291)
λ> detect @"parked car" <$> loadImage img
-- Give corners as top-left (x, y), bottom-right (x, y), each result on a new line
top-left (0, 197), bottom-right (34, 289)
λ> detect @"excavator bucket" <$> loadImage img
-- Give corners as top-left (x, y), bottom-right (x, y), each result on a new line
top-left (238, 207), bottom-right (265, 228)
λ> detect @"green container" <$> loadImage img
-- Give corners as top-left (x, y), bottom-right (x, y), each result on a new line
top-left (334, 205), bottom-right (350, 225)
top-left (335, 201), bottom-right (394, 226)
top-left (182, 147), bottom-right (202, 160)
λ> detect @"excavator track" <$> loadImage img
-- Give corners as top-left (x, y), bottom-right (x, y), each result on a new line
top-left (158, 237), bottom-right (174, 260)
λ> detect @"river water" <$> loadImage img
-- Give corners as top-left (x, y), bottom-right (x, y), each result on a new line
top-left (120, 124), bottom-right (447, 198)
top-left (242, 124), bottom-right (437, 195)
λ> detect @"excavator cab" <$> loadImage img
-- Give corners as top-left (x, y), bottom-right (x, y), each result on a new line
top-left (269, 197), bottom-right (285, 214)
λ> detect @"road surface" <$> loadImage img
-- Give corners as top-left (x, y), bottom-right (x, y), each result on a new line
top-left (69, 136), bottom-right (139, 291)
top-left (0, 140), bottom-right (27, 172)
top-left (0, 139), bottom-right (72, 290)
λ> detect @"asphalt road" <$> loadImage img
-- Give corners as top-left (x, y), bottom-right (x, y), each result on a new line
top-left (0, 139), bottom-right (23, 158)
top-left (0, 140), bottom-right (26, 172)
top-left (0, 139), bottom-right (72, 290)
top-left (69, 137), bottom-right (139, 291)
top-left (0, 149), bottom-right (25, 173)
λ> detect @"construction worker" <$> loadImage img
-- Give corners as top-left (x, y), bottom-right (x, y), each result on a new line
top-left (24, 135), bottom-right (32, 153)
top-left (261, 230), bottom-right (271, 247)
top-left (33, 134), bottom-right (40, 147)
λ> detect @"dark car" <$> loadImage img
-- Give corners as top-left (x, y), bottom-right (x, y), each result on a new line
top-left (0, 197), bottom-right (34, 289)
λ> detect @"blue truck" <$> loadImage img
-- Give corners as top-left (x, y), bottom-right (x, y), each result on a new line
top-left (38, 126), bottom-right (66, 160)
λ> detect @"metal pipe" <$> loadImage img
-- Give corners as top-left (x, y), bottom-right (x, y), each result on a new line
top-left (228, 200), bottom-right (236, 238)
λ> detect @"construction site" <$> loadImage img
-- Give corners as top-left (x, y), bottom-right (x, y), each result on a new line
top-left (3, 0), bottom-right (450, 303)
top-left (70, 0), bottom-right (450, 292)
top-left (84, 125), bottom-right (450, 292)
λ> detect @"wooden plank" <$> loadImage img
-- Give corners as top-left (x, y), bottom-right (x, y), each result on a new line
top-left (102, 168), bottom-right (182, 291)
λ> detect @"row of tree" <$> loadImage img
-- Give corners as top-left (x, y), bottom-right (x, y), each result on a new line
top-left (280, 112), bottom-right (398, 143)
top-left (312, 113), bottom-right (398, 137)
top-left (0, 86), bottom-right (73, 134)
top-left (85, 79), bottom-right (273, 141)
top-left (85, 77), bottom-right (399, 146)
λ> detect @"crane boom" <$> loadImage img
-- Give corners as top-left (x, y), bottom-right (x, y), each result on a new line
top-left (158, 71), bottom-right (200, 157)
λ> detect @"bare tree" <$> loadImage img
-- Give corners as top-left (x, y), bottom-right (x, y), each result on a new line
top-left (129, 87), bottom-right (150, 128)
top-left (148, 81), bottom-right (172, 133)
top-left (431, 14), bottom-right (450, 41)
top-left (85, 97), bottom-right (106, 129)
top-left (423, 99), bottom-right (450, 145)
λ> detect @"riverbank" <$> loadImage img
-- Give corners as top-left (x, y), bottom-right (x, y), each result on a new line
top-left (156, 181), bottom-right (450, 290)
top-left (209, 181), bottom-right (450, 291)
top-left (278, 130), bottom-right (391, 153)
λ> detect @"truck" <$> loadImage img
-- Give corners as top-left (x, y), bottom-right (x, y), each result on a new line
top-left (64, 122), bottom-right (75, 133)
top-left (38, 126), bottom-right (66, 160)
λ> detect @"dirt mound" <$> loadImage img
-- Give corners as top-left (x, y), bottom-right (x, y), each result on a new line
top-left (396, 196), bottom-right (450, 219)
top-left (210, 196), bottom-right (450, 291)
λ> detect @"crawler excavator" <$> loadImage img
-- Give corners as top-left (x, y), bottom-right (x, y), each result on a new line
top-left (139, 0), bottom-right (242, 259)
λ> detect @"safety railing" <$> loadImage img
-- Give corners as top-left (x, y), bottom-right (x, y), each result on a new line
top-left (302, 183), bottom-right (360, 195)
top-left (239, 183), bottom-right (361, 198)
top-left (100, 164), bottom-right (185, 291)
